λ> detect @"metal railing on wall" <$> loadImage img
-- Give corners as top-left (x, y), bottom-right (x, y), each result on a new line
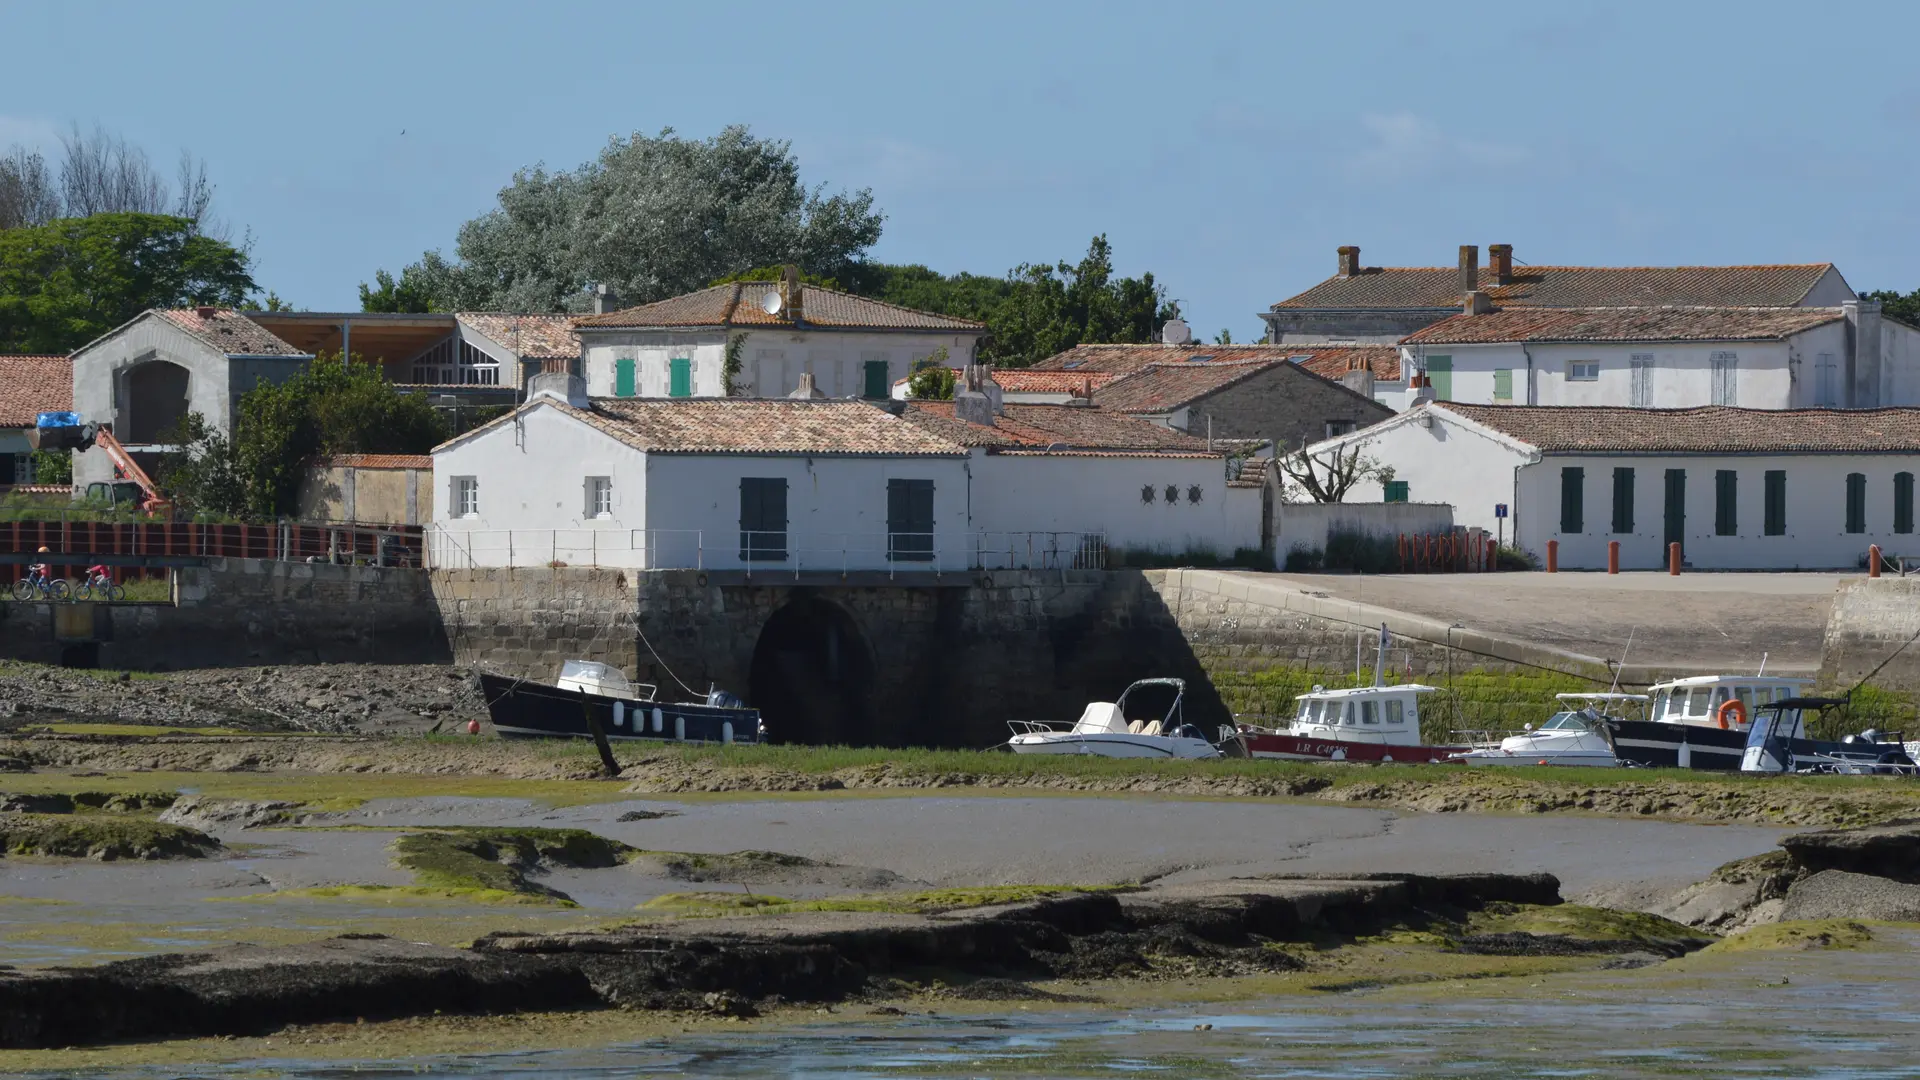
top-left (0, 519), bottom-right (428, 584)
top-left (423, 526), bottom-right (1109, 574)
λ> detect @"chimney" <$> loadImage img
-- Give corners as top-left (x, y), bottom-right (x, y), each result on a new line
top-left (592, 284), bottom-right (618, 315)
top-left (779, 265), bottom-right (804, 324)
top-left (788, 371), bottom-right (826, 399)
top-left (1845, 299), bottom-right (1884, 408)
top-left (1341, 366), bottom-right (1375, 399)
top-left (527, 370), bottom-right (589, 408)
top-left (1488, 244), bottom-right (1514, 286)
top-left (1338, 245), bottom-right (1361, 278)
top-left (1457, 245), bottom-right (1480, 295)
top-left (1463, 289), bottom-right (1494, 315)
top-left (954, 363), bottom-right (998, 426)
top-left (195, 305), bottom-right (217, 320)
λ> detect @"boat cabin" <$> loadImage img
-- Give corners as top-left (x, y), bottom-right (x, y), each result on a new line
top-left (1290, 683), bottom-right (1437, 746)
top-left (555, 660), bottom-right (657, 701)
top-left (1647, 676), bottom-right (1809, 732)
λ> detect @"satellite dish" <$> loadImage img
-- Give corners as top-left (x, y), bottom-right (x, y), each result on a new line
top-left (761, 290), bottom-right (783, 316)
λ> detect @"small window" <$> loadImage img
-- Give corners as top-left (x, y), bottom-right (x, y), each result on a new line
top-left (453, 476), bottom-right (479, 518)
top-left (1360, 700), bottom-right (1379, 724)
top-left (1492, 368), bottom-right (1512, 401)
top-left (1385, 700), bottom-right (1405, 724)
top-left (1383, 480), bottom-right (1409, 503)
top-left (1568, 361), bottom-right (1599, 382)
top-left (586, 476), bottom-right (612, 519)
top-left (1324, 420), bottom-right (1356, 438)
top-left (1735, 687), bottom-right (1754, 714)
top-left (1846, 472), bottom-right (1867, 534)
top-left (1341, 703), bottom-right (1356, 726)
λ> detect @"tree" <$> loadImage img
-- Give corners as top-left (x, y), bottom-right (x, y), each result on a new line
top-left (907, 348), bottom-right (956, 399)
top-left (380, 125), bottom-right (884, 313)
top-left (0, 147), bottom-right (59, 230)
top-left (1214, 328), bottom-right (1233, 345)
top-left (0, 212), bottom-right (257, 354)
top-left (1863, 289), bottom-right (1920, 328)
top-left (358, 267), bottom-right (437, 313)
top-left (1277, 444), bottom-right (1396, 504)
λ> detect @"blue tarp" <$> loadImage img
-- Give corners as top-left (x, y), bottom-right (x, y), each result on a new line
top-left (34, 411), bottom-right (79, 428)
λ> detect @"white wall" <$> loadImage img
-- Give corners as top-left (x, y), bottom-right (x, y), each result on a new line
top-left (1275, 502), bottom-right (1454, 558)
top-left (432, 403), bottom-right (651, 566)
top-left (643, 453), bottom-right (970, 570)
top-left (1305, 412), bottom-right (1536, 539)
top-left (1401, 338), bottom-right (1805, 409)
top-left (1520, 453), bottom-right (1920, 570)
top-left (580, 328), bottom-right (981, 400)
top-left (970, 452), bottom-right (1260, 557)
top-left (1882, 320), bottom-right (1920, 407)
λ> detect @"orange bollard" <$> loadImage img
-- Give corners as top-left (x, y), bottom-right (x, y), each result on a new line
top-left (1607, 540), bottom-right (1620, 575)
top-left (1870, 545), bottom-right (1883, 578)
top-left (1546, 539), bottom-right (1558, 573)
top-left (1668, 542), bottom-right (1682, 575)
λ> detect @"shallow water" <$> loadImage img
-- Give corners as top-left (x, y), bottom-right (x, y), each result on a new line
top-left (27, 938), bottom-right (1920, 1079)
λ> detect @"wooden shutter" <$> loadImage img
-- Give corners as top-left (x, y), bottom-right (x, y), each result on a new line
top-left (1663, 469), bottom-right (1686, 554)
top-left (1559, 466), bottom-right (1583, 534)
top-left (1611, 467), bottom-right (1634, 534)
top-left (887, 479), bottom-right (935, 561)
top-left (669, 358), bottom-right (691, 398)
top-left (1714, 470), bottom-right (1737, 536)
top-left (1492, 368), bottom-right (1512, 401)
top-left (1426, 356), bottom-right (1452, 401)
top-left (615, 358), bottom-right (636, 398)
top-left (864, 360), bottom-right (889, 400)
top-left (738, 478), bottom-right (788, 560)
top-left (1897, 472), bottom-right (1914, 535)
top-left (1764, 470), bottom-right (1786, 536)
top-left (1847, 473), bottom-right (1867, 534)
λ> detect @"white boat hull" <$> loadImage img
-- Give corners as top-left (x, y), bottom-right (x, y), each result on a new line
top-left (1008, 732), bottom-right (1218, 759)
top-left (1453, 747), bottom-right (1618, 767)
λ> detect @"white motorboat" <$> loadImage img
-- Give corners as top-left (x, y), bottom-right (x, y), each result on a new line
top-left (1007, 678), bottom-right (1219, 759)
top-left (1451, 693), bottom-right (1647, 767)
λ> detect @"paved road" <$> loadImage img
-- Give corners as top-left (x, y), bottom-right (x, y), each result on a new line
top-left (1250, 571), bottom-right (1846, 674)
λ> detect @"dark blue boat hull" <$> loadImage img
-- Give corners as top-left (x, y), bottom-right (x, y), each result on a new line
top-left (479, 673), bottom-right (759, 744)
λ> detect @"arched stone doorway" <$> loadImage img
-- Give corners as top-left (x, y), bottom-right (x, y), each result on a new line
top-left (124, 360), bottom-right (191, 444)
top-left (749, 593), bottom-right (876, 745)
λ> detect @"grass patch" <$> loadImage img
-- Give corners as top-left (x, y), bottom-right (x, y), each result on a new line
top-left (635, 884), bottom-right (1119, 917)
top-left (0, 770), bottom-right (643, 813)
top-left (213, 884), bottom-right (565, 907)
top-left (0, 813), bottom-right (218, 860)
top-left (638, 891), bottom-right (794, 914)
top-left (392, 826), bottom-right (637, 903)
top-left (1699, 919), bottom-right (1875, 954)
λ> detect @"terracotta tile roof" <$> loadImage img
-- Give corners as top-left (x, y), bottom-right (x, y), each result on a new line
top-left (1029, 343), bottom-right (1306, 378)
top-left (901, 401), bottom-right (1217, 454)
top-left (567, 398), bottom-right (965, 456)
top-left (1403, 306), bottom-right (1845, 346)
top-left (573, 282), bottom-right (985, 333)
top-left (312, 454), bottom-right (433, 470)
top-left (990, 370), bottom-right (1118, 395)
top-left (1093, 359), bottom-right (1286, 414)
top-left (1437, 402), bottom-right (1920, 454)
top-left (1273, 264), bottom-right (1837, 311)
top-left (0, 355), bottom-right (71, 427)
top-left (1290, 345), bottom-right (1402, 382)
top-left (155, 308), bottom-right (308, 357)
top-left (457, 313), bottom-right (580, 360)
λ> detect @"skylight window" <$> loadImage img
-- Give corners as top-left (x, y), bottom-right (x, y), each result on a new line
top-left (1187, 354), bottom-right (1214, 363)
top-left (1063, 359), bottom-right (1085, 370)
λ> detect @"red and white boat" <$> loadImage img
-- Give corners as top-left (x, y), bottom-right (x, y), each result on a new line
top-left (1233, 625), bottom-right (1464, 764)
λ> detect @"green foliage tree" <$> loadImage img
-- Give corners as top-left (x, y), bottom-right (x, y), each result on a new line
top-left (379, 126), bottom-right (883, 313)
top-left (28, 448), bottom-right (70, 485)
top-left (358, 267), bottom-right (438, 313)
top-left (907, 347), bottom-right (956, 399)
top-left (159, 354), bottom-right (447, 518)
top-left (0, 212), bottom-right (256, 353)
top-left (1863, 289), bottom-right (1920, 328)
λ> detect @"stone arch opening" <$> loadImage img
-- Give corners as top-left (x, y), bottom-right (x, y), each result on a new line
top-left (749, 593), bottom-right (876, 746)
top-left (124, 360), bottom-right (191, 445)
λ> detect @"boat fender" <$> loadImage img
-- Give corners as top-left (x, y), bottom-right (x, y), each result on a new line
top-left (1716, 699), bottom-right (1747, 730)
top-left (652, 707), bottom-right (664, 734)
top-left (613, 701), bottom-right (625, 729)
top-left (722, 721), bottom-right (733, 744)
top-left (675, 715), bottom-right (685, 741)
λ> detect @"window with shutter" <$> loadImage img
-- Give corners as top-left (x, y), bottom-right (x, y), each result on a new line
top-left (864, 360), bottom-right (890, 400)
top-left (1897, 472), bottom-right (1915, 535)
top-left (1714, 470), bottom-right (1737, 535)
top-left (614, 358), bottom-right (636, 398)
top-left (1710, 352), bottom-right (1738, 406)
top-left (1815, 354), bottom-right (1837, 407)
top-left (1847, 473), bottom-right (1867, 534)
top-left (1560, 467), bottom-right (1584, 534)
top-left (1764, 470), bottom-right (1786, 536)
top-left (1611, 467), bottom-right (1634, 534)
top-left (452, 477), bottom-right (479, 518)
top-left (887, 478), bottom-right (935, 561)
top-left (1492, 368), bottom-right (1512, 401)
top-left (1383, 480), bottom-right (1409, 503)
top-left (1629, 354), bottom-right (1653, 408)
top-left (739, 478), bottom-right (788, 561)
top-left (1425, 355), bottom-right (1452, 401)
top-left (669, 358), bottom-right (691, 397)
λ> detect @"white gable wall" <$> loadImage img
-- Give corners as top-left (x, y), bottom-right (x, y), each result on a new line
top-left (1301, 411), bottom-right (1536, 538)
top-left (580, 328), bottom-right (981, 400)
top-left (1401, 337), bottom-right (1818, 410)
top-left (969, 452), bottom-right (1260, 558)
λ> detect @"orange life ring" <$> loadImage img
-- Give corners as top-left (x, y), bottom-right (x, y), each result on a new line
top-left (1716, 698), bottom-right (1747, 730)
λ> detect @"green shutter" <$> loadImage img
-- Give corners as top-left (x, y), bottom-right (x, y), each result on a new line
top-left (1764, 470), bottom-right (1786, 536)
top-left (1611, 467), bottom-right (1634, 534)
top-left (739, 478), bottom-right (788, 561)
top-left (669, 357), bottom-right (691, 398)
top-left (864, 360), bottom-right (890, 400)
top-left (1560, 466), bottom-right (1583, 534)
top-left (1426, 355), bottom-right (1452, 402)
top-left (887, 478), bottom-right (935, 561)
top-left (1663, 469), bottom-right (1687, 555)
top-left (1714, 470), bottom-right (1737, 536)
top-left (615, 358), bottom-right (636, 398)
top-left (1897, 473), bottom-right (1914, 535)
top-left (1847, 473), bottom-right (1867, 534)
top-left (1383, 480), bottom-right (1409, 503)
top-left (1492, 368), bottom-right (1512, 401)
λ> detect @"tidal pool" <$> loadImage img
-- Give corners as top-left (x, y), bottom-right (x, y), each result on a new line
top-left (15, 932), bottom-right (1920, 1079)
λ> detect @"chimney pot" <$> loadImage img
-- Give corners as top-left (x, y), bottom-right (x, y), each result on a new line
top-left (1337, 246), bottom-right (1361, 278)
top-left (1457, 245), bottom-right (1480, 296)
top-left (1488, 244), bottom-right (1514, 286)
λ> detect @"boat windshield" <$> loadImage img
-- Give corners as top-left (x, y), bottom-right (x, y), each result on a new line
top-left (1536, 711), bottom-right (1590, 731)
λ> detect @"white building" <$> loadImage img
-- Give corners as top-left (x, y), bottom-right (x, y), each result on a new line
top-left (1387, 303), bottom-right (1920, 413)
top-left (570, 273), bottom-right (986, 402)
top-left (1306, 401), bottom-right (1920, 570)
top-left (430, 375), bottom-right (1260, 570)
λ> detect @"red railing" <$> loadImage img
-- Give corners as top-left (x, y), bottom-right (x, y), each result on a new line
top-left (1396, 529), bottom-right (1497, 573)
top-left (0, 521), bottom-right (426, 584)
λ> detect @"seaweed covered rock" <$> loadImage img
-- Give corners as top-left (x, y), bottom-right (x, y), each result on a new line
top-left (1780, 819), bottom-right (1920, 884)
top-left (0, 812), bottom-right (219, 860)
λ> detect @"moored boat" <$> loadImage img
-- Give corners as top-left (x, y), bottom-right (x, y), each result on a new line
top-left (1741, 696), bottom-right (1918, 775)
top-left (1007, 678), bottom-right (1219, 759)
top-left (480, 660), bottom-right (760, 744)
top-left (1450, 693), bottom-right (1647, 767)
top-left (1234, 625), bottom-right (1462, 764)
top-left (1603, 673), bottom-right (1809, 771)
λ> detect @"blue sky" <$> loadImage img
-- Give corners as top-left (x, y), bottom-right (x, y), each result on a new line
top-left (8, 1), bottom-right (1920, 338)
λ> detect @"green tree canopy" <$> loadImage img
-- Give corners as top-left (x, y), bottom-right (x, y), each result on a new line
top-left (0, 212), bottom-right (256, 353)
top-left (372, 125), bottom-right (883, 314)
top-left (161, 355), bottom-right (447, 519)
top-left (1863, 289), bottom-right (1920, 328)
top-left (358, 267), bottom-right (437, 313)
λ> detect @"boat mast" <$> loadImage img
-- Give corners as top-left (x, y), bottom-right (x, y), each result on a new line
top-left (1608, 628), bottom-right (1634, 696)
top-left (1373, 623), bottom-right (1389, 688)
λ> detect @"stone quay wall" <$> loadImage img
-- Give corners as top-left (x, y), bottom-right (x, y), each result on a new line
top-left (1821, 577), bottom-right (1920, 690)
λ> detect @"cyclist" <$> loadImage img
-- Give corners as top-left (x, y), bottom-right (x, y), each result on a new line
top-left (26, 547), bottom-right (51, 589)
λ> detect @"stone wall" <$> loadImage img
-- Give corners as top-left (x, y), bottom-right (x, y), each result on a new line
top-left (1821, 577), bottom-right (1920, 689)
top-left (1183, 363), bottom-right (1393, 447)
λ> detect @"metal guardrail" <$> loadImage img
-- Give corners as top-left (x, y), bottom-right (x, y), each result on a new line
top-left (424, 527), bottom-right (1108, 574)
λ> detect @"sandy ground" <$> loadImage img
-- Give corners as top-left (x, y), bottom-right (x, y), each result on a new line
top-left (1252, 571), bottom-right (1845, 673)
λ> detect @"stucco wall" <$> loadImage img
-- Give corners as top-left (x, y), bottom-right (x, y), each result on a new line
top-left (580, 328), bottom-right (982, 400)
top-left (1275, 501), bottom-right (1454, 558)
top-left (1402, 338), bottom-right (1805, 410)
top-left (970, 452), bottom-right (1259, 558)
top-left (1520, 451), bottom-right (1920, 570)
top-left (1309, 412), bottom-right (1535, 539)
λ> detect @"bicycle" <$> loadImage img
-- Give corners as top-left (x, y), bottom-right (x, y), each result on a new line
top-left (12, 564), bottom-right (70, 602)
top-left (74, 565), bottom-right (125, 602)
